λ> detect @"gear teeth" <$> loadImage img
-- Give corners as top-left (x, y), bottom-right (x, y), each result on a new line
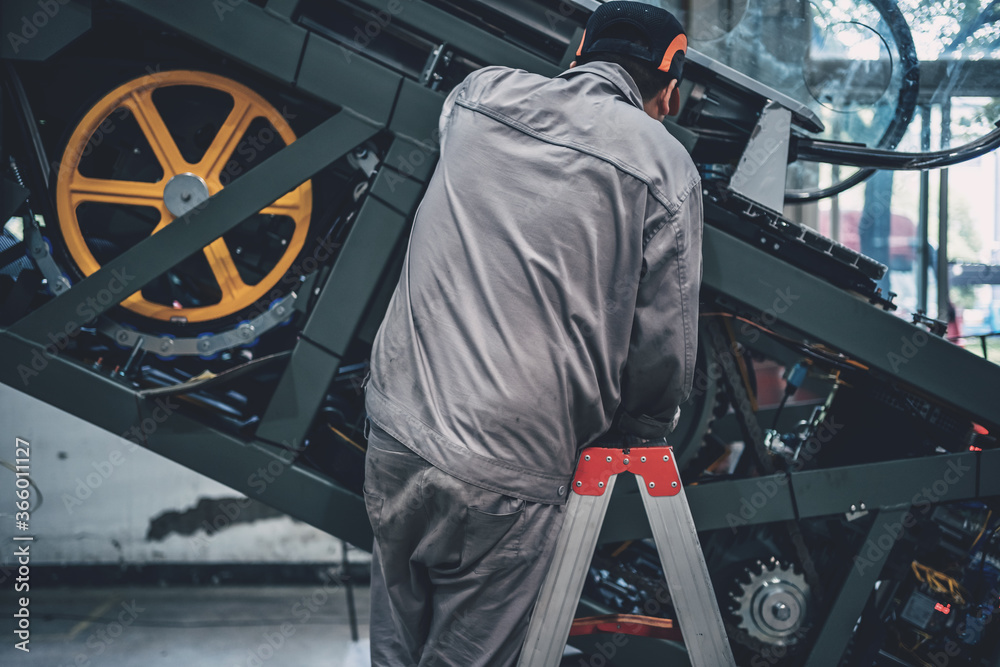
top-left (729, 558), bottom-right (810, 647)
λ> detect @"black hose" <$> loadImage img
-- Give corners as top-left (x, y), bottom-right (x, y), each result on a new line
top-left (785, 0), bottom-right (921, 202)
top-left (796, 122), bottom-right (1000, 170)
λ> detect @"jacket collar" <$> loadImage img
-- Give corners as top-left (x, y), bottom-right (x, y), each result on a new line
top-left (556, 61), bottom-right (644, 110)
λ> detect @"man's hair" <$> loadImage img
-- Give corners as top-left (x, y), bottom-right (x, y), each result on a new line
top-left (576, 23), bottom-right (675, 103)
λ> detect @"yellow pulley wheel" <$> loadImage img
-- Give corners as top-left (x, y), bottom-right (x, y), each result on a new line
top-left (55, 70), bottom-right (312, 324)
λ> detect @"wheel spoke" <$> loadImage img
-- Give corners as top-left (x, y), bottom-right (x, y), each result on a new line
top-left (122, 90), bottom-right (188, 176)
top-left (259, 188), bottom-right (303, 216)
top-left (68, 177), bottom-right (164, 208)
top-left (195, 98), bottom-right (256, 181)
top-left (150, 206), bottom-right (174, 235)
top-left (203, 238), bottom-right (247, 300)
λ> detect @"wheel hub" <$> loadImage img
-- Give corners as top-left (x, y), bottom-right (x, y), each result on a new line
top-left (163, 172), bottom-right (210, 217)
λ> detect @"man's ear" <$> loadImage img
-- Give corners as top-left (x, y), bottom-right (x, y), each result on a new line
top-left (665, 79), bottom-right (681, 116)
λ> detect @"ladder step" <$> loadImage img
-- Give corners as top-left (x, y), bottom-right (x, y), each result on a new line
top-left (569, 614), bottom-right (682, 641)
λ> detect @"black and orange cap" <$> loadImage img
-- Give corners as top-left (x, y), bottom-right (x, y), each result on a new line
top-left (576, 1), bottom-right (688, 82)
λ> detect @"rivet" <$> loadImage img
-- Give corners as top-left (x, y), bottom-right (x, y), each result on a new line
top-left (671, 481), bottom-right (678, 488)
top-left (860, 503), bottom-right (866, 510)
top-left (851, 504), bottom-right (857, 512)
top-left (576, 481), bottom-right (582, 487)
top-left (649, 482), bottom-right (655, 489)
top-left (606, 456), bottom-right (612, 463)
top-left (598, 482), bottom-right (604, 488)
top-left (641, 456), bottom-right (646, 462)
top-left (623, 458), bottom-right (629, 465)
top-left (585, 455), bottom-right (591, 461)
top-left (663, 455), bottom-right (669, 461)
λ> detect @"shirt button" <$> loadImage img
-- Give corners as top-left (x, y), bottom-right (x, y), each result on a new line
top-left (557, 485), bottom-right (566, 496)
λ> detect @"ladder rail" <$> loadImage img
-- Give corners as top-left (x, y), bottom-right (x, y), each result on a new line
top-left (518, 477), bottom-right (618, 667)
top-left (640, 481), bottom-right (737, 666)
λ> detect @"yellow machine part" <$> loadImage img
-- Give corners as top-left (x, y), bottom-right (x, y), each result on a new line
top-left (55, 70), bottom-right (312, 323)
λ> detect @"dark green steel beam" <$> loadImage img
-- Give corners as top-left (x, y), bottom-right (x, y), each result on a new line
top-left (803, 509), bottom-right (908, 667)
top-left (7, 111), bottom-right (379, 345)
top-left (383, 135), bottom-right (439, 183)
top-left (265, 0), bottom-right (301, 20)
top-left (601, 452), bottom-right (985, 543)
top-left (389, 78), bottom-right (446, 142)
top-left (0, 331), bottom-right (372, 547)
top-left (981, 448), bottom-right (1000, 496)
top-left (701, 224), bottom-right (1000, 428)
top-left (297, 31), bottom-right (403, 125)
top-left (255, 163), bottom-right (420, 449)
top-left (792, 452), bottom-right (976, 517)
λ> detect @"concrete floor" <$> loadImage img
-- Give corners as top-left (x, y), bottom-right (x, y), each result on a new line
top-left (3, 584), bottom-right (371, 666)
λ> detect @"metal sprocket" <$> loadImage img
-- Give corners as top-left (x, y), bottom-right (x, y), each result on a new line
top-left (729, 557), bottom-right (811, 647)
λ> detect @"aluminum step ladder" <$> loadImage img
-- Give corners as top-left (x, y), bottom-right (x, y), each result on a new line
top-left (518, 443), bottom-right (737, 667)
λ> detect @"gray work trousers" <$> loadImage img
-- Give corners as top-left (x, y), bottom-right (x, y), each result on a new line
top-left (364, 419), bottom-right (566, 666)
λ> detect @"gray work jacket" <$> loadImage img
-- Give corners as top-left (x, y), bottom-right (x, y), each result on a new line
top-left (365, 60), bottom-right (703, 504)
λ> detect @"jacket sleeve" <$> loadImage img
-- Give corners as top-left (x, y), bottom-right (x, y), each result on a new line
top-left (614, 179), bottom-right (704, 439)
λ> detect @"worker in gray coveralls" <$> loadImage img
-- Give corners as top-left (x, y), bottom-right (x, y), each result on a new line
top-left (362, 2), bottom-right (702, 664)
